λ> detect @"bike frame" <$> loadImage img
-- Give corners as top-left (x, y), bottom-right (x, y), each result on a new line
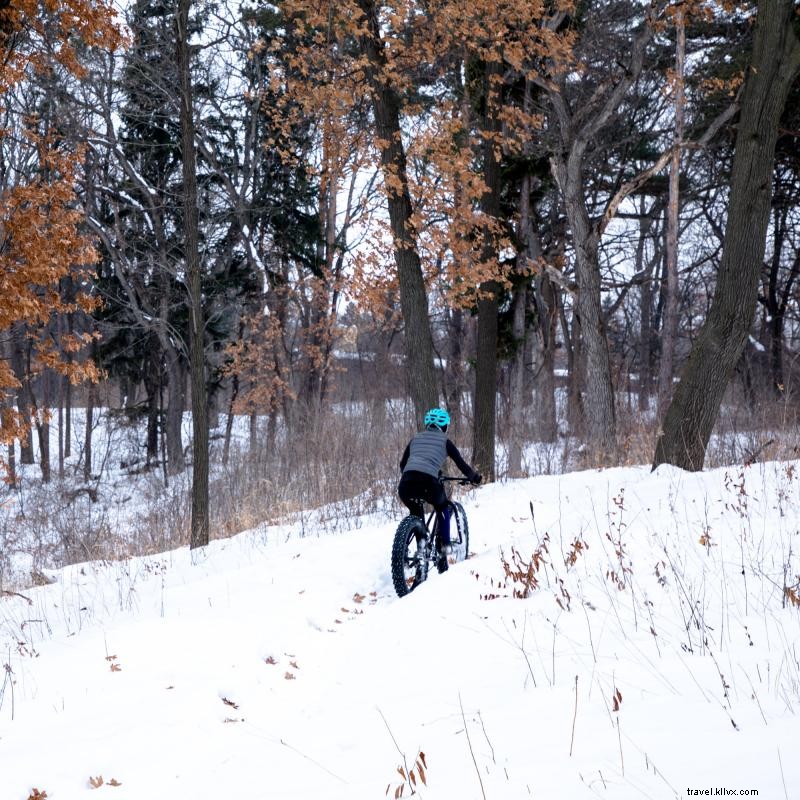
top-left (422, 475), bottom-right (471, 543)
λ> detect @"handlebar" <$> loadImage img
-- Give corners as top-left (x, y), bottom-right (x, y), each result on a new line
top-left (440, 475), bottom-right (474, 485)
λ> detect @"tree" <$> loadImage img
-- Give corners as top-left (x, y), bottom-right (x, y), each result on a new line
top-left (175, 0), bottom-right (209, 548)
top-left (653, 0), bottom-right (800, 471)
top-left (353, 0), bottom-right (440, 420)
top-left (544, 2), bottom-right (670, 458)
top-left (0, 0), bottom-right (120, 475)
top-left (656, 5), bottom-right (686, 416)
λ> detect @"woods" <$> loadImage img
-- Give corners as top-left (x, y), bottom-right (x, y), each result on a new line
top-left (1, 0), bottom-right (800, 560)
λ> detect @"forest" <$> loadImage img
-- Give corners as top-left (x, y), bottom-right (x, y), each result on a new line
top-left (1, 0), bottom-right (799, 576)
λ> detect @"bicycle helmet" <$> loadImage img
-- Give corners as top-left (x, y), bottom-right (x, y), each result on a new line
top-left (423, 407), bottom-right (450, 432)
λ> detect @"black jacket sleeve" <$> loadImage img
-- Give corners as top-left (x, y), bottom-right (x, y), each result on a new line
top-left (400, 442), bottom-right (410, 472)
top-left (446, 440), bottom-right (479, 481)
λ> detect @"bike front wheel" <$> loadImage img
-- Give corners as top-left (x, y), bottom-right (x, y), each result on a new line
top-left (391, 515), bottom-right (428, 597)
top-left (449, 501), bottom-right (470, 565)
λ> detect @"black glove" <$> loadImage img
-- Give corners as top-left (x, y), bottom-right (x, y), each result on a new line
top-left (470, 472), bottom-right (482, 485)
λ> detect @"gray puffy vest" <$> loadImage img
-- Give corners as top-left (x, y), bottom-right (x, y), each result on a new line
top-left (403, 429), bottom-right (447, 477)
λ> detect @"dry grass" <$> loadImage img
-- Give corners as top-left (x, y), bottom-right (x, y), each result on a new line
top-left (5, 387), bottom-right (800, 592)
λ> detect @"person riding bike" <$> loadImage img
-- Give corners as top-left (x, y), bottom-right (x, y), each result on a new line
top-left (398, 408), bottom-right (481, 567)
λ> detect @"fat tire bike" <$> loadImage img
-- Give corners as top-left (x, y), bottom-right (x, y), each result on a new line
top-left (391, 476), bottom-right (471, 598)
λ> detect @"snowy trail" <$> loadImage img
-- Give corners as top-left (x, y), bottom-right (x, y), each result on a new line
top-left (2, 464), bottom-right (800, 799)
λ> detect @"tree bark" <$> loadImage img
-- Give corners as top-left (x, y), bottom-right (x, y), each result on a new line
top-left (37, 369), bottom-right (51, 483)
top-left (765, 204), bottom-right (800, 398)
top-left (657, 9), bottom-right (685, 416)
top-left (552, 152), bottom-right (616, 457)
top-left (164, 346), bottom-right (185, 475)
top-left (222, 373), bottom-right (238, 466)
top-left (10, 325), bottom-right (34, 464)
top-left (474, 285), bottom-right (499, 479)
top-left (1, 339), bottom-right (16, 484)
top-left (84, 377), bottom-right (94, 483)
top-left (636, 202), bottom-right (662, 412)
top-left (653, 1), bottom-right (800, 471)
top-left (356, 0), bottom-right (438, 422)
top-left (472, 59), bottom-right (504, 482)
top-left (177, 0), bottom-right (209, 548)
top-left (507, 275), bottom-right (528, 477)
top-left (531, 273), bottom-right (559, 442)
top-left (444, 306), bottom-right (466, 413)
top-left (508, 170), bottom-right (535, 476)
top-left (143, 343), bottom-right (160, 466)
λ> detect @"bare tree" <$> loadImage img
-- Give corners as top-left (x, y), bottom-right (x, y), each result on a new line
top-left (176, 0), bottom-right (209, 548)
top-left (355, 0), bottom-right (439, 421)
top-left (545, 3), bottom-right (667, 458)
top-left (656, 8), bottom-right (686, 416)
top-left (654, 0), bottom-right (800, 471)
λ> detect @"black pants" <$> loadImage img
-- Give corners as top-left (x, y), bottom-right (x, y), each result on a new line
top-left (398, 471), bottom-right (452, 545)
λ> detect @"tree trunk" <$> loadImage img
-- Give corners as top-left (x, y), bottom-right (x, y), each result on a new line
top-left (444, 306), bottom-right (465, 414)
top-left (143, 345), bottom-right (160, 465)
top-left (64, 374), bottom-right (72, 460)
top-left (508, 171), bottom-right (534, 476)
top-left (552, 153), bottom-right (616, 458)
top-left (356, 0), bottom-right (438, 422)
top-left (636, 205), bottom-right (662, 412)
top-left (36, 370), bottom-right (51, 483)
top-left (532, 273), bottom-right (559, 442)
top-left (64, 287), bottom-right (75, 460)
top-left (304, 127), bottom-right (338, 420)
top-left (164, 346), bottom-right (185, 475)
top-left (657, 9), bottom-right (685, 416)
top-left (765, 206), bottom-right (800, 398)
top-left (472, 59), bottom-right (504, 482)
top-left (177, 0), bottom-right (209, 548)
top-left (0, 351), bottom-right (16, 483)
top-left (84, 378), bottom-right (94, 483)
top-left (654, 1), bottom-right (800, 471)
top-left (10, 326), bottom-right (34, 464)
top-left (562, 304), bottom-right (584, 437)
top-left (507, 277), bottom-right (528, 477)
top-left (58, 375), bottom-right (64, 480)
top-left (474, 284), bottom-right (499, 480)
top-left (222, 374), bottom-right (238, 466)
top-left (249, 408), bottom-right (258, 454)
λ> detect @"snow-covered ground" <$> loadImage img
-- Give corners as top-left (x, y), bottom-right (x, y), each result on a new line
top-left (2, 460), bottom-right (799, 799)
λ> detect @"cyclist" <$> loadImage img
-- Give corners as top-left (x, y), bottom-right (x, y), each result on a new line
top-left (398, 408), bottom-right (481, 568)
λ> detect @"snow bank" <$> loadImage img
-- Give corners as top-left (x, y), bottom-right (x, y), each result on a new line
top-left (2, 461), bottom-right (799, 799)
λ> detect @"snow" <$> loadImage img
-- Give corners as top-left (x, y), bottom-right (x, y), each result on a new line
top-left (2, 461), bottom-right (800, 799)
top-left (748, 336), bottom-right (766, 353)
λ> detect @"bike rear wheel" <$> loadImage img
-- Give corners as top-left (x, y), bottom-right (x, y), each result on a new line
top-left (391, 515), bottom-right (428, 597)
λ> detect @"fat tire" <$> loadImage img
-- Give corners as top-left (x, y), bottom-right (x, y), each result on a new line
top-left (450, 501), bottom-right (469, 564)
top-left (391, 515), bottom-right (428, 597)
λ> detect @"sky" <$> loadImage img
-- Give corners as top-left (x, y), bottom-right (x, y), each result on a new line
top-left (2, 459), bottom-right (800, 799)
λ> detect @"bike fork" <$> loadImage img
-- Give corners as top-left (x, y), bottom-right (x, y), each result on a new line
top-left (416, 534), bottom-right (430, 581)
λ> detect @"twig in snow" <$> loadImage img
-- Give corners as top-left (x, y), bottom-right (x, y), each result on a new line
top-left (377, 706), bottom-right (412, 790)
top-left (477, 711), bottom-right (496, 765)
top-left (569, 675), bottom-right (578, 757)
top-left (0, 590), bottom-right (33, 605)
top-left (278, 737), bottom-right (347, 783)
top-left (778, 746), bottom-right (789, 800)
top-left (459, 693), bottom-right (487, 800)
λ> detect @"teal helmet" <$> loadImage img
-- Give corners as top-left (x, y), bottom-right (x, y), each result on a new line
top-left (423, 407), bottom-right (450, 432)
